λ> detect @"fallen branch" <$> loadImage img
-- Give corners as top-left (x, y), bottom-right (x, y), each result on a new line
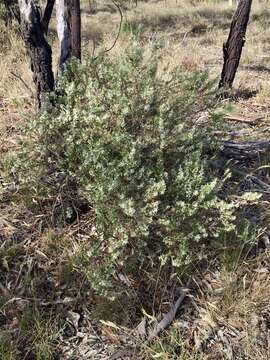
top-left (208, 159), bottom-right (270, 193)
top-left (252, 102), bottom-right (270, 108)
top-left (224, 114), bottom-right (264, 125)
top-left (147, 287), bottom-right (189, 341)
top-left (111, 284), bottom-right (190, 359)
top-left (211, 139), bottom-right (270, 160)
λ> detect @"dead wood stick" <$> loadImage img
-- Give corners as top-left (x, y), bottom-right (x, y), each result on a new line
top-left (221, 140), bottom-right (270, 152)
top-left (224, 114), bottom-right (264, 125)
top-left (210, 139), bottom-right (270, 160)
top-left (147, 288), bottom-right (188, 341)
top-left (208, 159), bottom-right (270, 193)
top-left (205, 140), bottom-right (270, 158)
top-left (252, 102), bottom-right (270, 108)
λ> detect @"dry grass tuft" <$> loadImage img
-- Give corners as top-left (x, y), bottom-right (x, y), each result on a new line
top-left (0, 25), bottom-right (33, 105)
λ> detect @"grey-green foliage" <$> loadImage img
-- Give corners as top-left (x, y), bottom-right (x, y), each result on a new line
top-left (14, 49), bottom-right (236, 295)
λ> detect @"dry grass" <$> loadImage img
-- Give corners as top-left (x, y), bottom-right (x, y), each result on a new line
top-left (0, 25), bottom-right (32, 105)
top-left (198, 252), bottom-right (270, 359)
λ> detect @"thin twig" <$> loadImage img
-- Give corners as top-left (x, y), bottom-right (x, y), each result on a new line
top-left (10, 71), bottom-right (35, 99)
top-left (182, 31), bottom-right (190, 42)
top-left (224, 114), bottom-right (264, 125)
top-left (92, 38), bottom-right (96, 58)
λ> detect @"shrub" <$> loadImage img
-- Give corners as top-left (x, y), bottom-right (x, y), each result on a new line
top-left (14, 49), bottom-right (237, 296)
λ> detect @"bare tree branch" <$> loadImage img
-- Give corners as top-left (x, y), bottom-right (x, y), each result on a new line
top-left (95, 0), bottom-right (123, 59)
top-left (42, 0), bottom-right (55, 34)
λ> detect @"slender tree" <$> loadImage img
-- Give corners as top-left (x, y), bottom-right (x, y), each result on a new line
top-left (70, 0), bottom-right (81, 60)
top-left (219, 0), bottom-right (252, 88)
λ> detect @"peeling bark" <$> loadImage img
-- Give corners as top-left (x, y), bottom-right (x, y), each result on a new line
top-left (18, 0), bottom-right (54, 107)
top-left (56, 0), bottom-right (81, 70)
top-left (219, 0), bottom-right (252, 88)
top-left (56, 0), bottom-right (71, 69)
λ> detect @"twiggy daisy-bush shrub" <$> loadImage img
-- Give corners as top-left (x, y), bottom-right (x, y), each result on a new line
top-left (15, 49), bottom-right (237, 295)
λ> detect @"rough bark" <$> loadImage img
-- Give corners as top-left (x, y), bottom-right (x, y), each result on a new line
top-left (42, 0), bottom-right (55, 34)
top-left (18, 0), bottom-right (54, 107)
top-left (219, 0), bottom-right (252, 88)
top-left (70, 0), bottom-right (81, 60)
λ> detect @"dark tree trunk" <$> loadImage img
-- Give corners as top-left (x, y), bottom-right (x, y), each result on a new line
top-left (70, 0), bottom-right (81, 60)
top-left (18, 0), bottom-right (54, 107)
top-left (42, 0), bottom-right (55, 34)
top-left (219, 0), bottom-right (252, 88)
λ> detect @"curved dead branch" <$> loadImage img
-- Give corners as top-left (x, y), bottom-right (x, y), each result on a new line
top-left (94, 0), bottom-right (123, 59)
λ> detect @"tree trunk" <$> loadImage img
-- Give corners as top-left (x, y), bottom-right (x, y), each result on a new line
top-left (18, 0), bottom-right (54, 107)
top-left (219, 0), bottom-right (252, 88)
top-left (56, 0), bottom-right (81, 70)
top-left (56, 0), bottom-right (71, 69)
top-left (70, 0), bottom-right (81, 60)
